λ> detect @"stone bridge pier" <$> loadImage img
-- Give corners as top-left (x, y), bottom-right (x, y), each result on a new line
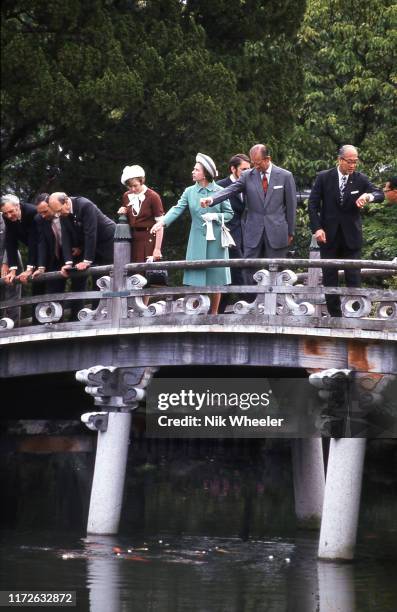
top-left (77, 365), bottom-right (157, 535)
top-left (75, 363), bottom-right (394, 562)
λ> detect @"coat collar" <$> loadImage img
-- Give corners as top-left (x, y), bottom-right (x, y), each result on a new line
top-left (194, 181), bottom-right (217, 193)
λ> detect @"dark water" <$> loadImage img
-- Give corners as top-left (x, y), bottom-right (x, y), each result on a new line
top-left (1, 439), bottom-right (396, 612)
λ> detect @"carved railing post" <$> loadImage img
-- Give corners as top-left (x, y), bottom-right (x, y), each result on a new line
top-left (308, 235), bottom-right (324, 317)
top-left (111, 213), bottom-right (131, 325)
top-left (262, 263), bottom-right (278, 315)
top-left (77, 365), bottom-right (157, 535)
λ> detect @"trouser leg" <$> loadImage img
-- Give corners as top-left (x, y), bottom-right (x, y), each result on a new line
top-left (343, 247), bottom-right (361, 288)
top-left (320, 228), bottom-right (360, 317)
top-left (243, 228), bottom-right (288, 285)
top-left (321, 259), bottom-right (341, 317)
top-left (219, 243), bottom-right (244, 313)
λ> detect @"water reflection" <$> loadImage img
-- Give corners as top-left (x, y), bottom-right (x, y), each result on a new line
top-left (85, 536), bottom-right (122, 612)
top-left (82, 534), bottom-right (297, 611)
top-left (1, 529), bottom-right (397, 612)
top-left (1, 439), bottom-right (396, 610)
top-left (318, 561), bottom-right (355, 612)
top-left (82, 536), bottom-right (358, 612)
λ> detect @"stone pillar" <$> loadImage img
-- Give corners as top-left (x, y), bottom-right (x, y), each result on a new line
top-left (86, 411), bottom-right (131, 535)
top-left (318, 437), bottom-right (366, 560)
top-left (292, 439), bottom-right (325, 529)
top-left (77, 365), bottom-right (157, 535)
top-left (309, 368), bottom-right (395, 559)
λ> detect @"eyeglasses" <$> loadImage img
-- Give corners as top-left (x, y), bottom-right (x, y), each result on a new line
top-left (341, 158), bottom-right (359, 165)
top-left (383, 188), bottom-right (396, 193)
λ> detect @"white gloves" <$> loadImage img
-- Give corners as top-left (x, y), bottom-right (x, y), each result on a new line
top-left (202, 212), bottom-right (219, 241)
top-left (201, 213), bottom-right (219, 222)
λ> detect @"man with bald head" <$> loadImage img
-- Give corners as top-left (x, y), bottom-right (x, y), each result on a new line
top-left (48, 192), bottom-right (115, 272)
top-left (308, 145), bottom-right (384, 317)
top-left (200, 144), bottom-right (297, 282)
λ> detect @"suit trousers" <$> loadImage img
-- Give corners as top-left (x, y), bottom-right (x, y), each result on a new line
top-left (218, 242), bottom-right (244, 314)
top-left (320, 226), bottom-right (361, 317)
top-left (243, 226), bottom-right (289, 285)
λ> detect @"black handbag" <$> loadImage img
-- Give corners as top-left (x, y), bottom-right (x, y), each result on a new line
top-left (146, 269), bottom-right (168, 286)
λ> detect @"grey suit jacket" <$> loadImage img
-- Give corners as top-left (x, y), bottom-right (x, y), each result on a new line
top-left (210, 164), bottom-right (297, 250)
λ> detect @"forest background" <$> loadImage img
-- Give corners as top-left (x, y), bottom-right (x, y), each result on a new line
top-left (1, 0), bottom-right (396, 261)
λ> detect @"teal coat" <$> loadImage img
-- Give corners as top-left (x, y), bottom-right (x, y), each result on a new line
top-left (163, 182), bottom-right (234, 286)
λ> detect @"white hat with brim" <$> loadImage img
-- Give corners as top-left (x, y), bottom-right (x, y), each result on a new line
top-left (121, 165), bottom-right (145, 185)
top-left (196, 153), bottom-right (218, 179)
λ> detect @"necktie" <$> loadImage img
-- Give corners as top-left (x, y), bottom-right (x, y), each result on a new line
top-left (262, 173), bottom-right (268, 195)
top-left (340, 175), bottom-right (348, 204)
top-left (52, 218), bottom-right (62, 259)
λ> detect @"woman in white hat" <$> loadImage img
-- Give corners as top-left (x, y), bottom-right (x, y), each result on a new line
top-left (118, 165), bottom-right (164, 264)
top-left (151, 153), bottom-right (233, 314)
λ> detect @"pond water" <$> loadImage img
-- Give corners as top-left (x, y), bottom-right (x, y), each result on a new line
top-left (1, 439), bottom-right (396, 611)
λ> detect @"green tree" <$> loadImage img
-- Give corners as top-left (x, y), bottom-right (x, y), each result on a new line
top-left (1, 1), bottom-right (142, 193)
top-left (1, 0), bottom-right (306, 209)
top-left (286, 0), bottom-right (397, 185)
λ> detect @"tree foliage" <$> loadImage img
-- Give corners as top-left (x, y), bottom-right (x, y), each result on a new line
top-left (1, 0), bottom-right (306, 214)
top-left (286, 0), bottom-right (397, 185)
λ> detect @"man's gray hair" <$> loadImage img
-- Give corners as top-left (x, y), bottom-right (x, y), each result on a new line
top-left (338, 145), bottom-right (358, 158)
top-left (1, 194), bottom-right (20, 207)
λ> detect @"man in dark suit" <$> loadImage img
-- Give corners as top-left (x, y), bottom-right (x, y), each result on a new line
top-left (0, 194), bottom-right (38, 285)
top-left (33, 193), bottom-right (76, 291)
top-left (0, 211), bottom-right (5, 262)
top-left (218, 153), bottom-right (251, 270)
top-left (0, 194), bottom-right (42, 323)
top-left (308, 145), bottom-right (384, 317)
top-left (48, 192), bottom-right (115, 317)
top-left (217, 153), bottom-right (251, 310)
top-left (32, 195), bottom-right (86, 319)
top-left (47, 192), bottom-right (116, 273)
top-left (201, 144), bottom-right (297, 283)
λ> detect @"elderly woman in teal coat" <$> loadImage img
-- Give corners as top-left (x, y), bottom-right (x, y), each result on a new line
top-left (151, 153), bottom-right (234, 314)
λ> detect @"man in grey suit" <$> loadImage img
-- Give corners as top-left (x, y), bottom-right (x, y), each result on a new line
top-left (200, 144), bottom-right (297, 278)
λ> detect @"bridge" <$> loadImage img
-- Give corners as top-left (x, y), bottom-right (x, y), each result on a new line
top-left (1, 217), bottom-right (396, 561)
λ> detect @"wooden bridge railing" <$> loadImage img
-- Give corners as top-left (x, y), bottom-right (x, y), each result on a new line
top-left (1, 254), bottom-right (396, 334)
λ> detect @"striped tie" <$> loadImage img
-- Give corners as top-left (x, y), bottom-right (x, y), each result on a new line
top-left (340, 175), bottom-right (348, 205)
top-left (52, 218), bottom-right (62, 259)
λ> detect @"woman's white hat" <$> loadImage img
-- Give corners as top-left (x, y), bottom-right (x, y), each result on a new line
top-left (196, 153), bottom-right (218, 179)
top-left (121, 165), bottom-right (145, 185)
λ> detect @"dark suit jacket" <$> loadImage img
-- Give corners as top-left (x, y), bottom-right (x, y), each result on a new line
top-left (4, 203), bottom-right (38, 268)
top-left (61, 196), bottom-right (116, 264)
top-left (36, 215), bottom-right (64, 271)
top-left (217, 176), bottom-right (245, 250)
top-left (0, 214), bottom-right (5, 263)
top-left (308, 168), bottom-right (384, 249)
